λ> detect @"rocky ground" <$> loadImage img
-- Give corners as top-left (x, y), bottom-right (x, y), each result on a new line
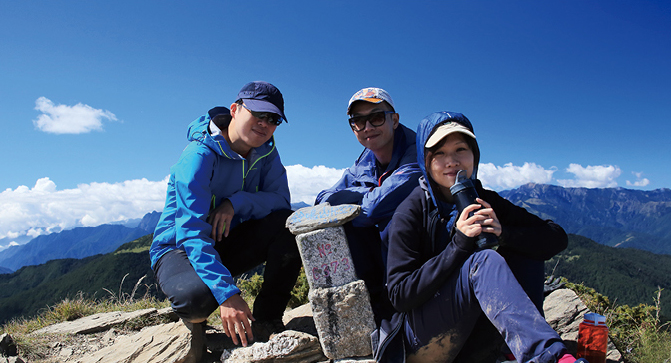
top-left (0, 289), bottom-right (623, 363)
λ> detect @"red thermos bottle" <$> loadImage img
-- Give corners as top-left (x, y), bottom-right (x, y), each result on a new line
top-left (577, 312), bottom-right (608, 363)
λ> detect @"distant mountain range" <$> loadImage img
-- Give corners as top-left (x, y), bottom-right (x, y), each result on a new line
top-left (0, 188), bottom-right (670, 323)
top-left (0, 212), bottom-right (161, 273)
top-left (500, 184), bottom-right (671, 255)
top-left (0, 204), bottom-right (310, 273)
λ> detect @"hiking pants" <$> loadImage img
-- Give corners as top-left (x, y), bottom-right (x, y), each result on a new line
top-left (153, 209), bottom-right (302, 323)
top-left (404, 249), bottom-right (567, 363)
top-left (343, 222), bottom-right (396, 325)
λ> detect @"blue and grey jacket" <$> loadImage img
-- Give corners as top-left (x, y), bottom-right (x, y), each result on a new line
top-left (149, 110), bottom-right (290, 305)
top-left (315, 123), bottom-right (421, 233)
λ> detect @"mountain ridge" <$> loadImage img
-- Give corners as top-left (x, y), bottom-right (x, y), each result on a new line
top-left (0, 211), bottom-right (161, 272)
top-left (499, 183), bottom-right (671, 255)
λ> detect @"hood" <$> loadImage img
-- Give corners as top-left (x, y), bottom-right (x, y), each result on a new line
top-left (185, 112), bottom-right (275, 160)
top-left (416, 111), bottom-right (480, 207)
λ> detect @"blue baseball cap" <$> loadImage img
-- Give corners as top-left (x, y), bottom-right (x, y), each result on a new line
top-left (236, 81), bottom-right (287, 122)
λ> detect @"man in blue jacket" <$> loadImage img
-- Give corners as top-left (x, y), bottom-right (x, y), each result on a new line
top-left (315, 87), bottom-right (422, 323)
top-left (150, 81), bottom-right (301, 355)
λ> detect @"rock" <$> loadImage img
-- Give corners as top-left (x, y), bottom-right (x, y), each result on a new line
top-left (2, 357), bottom-right (26, 363)
top-left (102, 328), bottom-right (116, 344)
top-left (220, 330), bottom-right (326, 363)
top-left (33, 308), bottom-right (163, 335)
top-left (309, 280), bottom-right (376, 360)
top-left (286, 204), bottom-right (361, 235)
top-left (288, 203), bottom-right (375, 361)
top-left (74, 321), bottom-right (193, 363)
top-left (19, 288), bottom-right (626, 363)
top-left (544, 289), bottom-right (623, 363)
top-left (284, 303), bottom-right (318, 337)
top-left (0, 333), bottom-right (17, 356)
top-left (296, 226), bottom-right (358, 289)
top-left (59, 347), bottom-right (73, 358)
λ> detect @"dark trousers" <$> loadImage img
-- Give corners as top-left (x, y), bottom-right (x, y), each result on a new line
top-left (404, 250), bottom-right (566, 363)
top-left (343, 223), bottom-right (396, 325)
top-left (153, 209), bottom-right (302, 323)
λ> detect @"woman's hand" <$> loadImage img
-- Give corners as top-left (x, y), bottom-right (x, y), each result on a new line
top-left (456, 198), bottom-right (502, 237)
top-left (208, 199), bottom-right (234, 242)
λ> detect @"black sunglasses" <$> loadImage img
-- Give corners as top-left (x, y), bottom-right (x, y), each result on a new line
top-left (242, 104), bottom-right (283, 126)
top-left (348, 111), bottom-right (395, 132)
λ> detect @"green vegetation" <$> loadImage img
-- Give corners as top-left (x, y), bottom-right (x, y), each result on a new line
top-left (1, 287), bottom-right (171, 362)
top-left (567, 282), bottom-right (671, 362)
top-left (237, 267), bottom-right (310, 309)
top-left (546, 234), bottom-right (671, 320)
top-left (0, 234), bottom-right (161, 325)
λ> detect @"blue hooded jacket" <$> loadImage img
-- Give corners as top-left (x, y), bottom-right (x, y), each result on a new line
top-left (315, 123), bottom-right (422, 232)
top-left (149, 110), bottom-right (290, 305)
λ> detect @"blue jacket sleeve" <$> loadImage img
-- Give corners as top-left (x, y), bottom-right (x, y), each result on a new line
top-left (355, 163), bottom-right (422, 227)
top-left (315, 167), bottom-right (369, 205)
top-left (315, 162), bottom-right (422, 227)
top-left (173, 147), bottom-right (241, 305)
top-left (227, 151), bottom-right (291, 221)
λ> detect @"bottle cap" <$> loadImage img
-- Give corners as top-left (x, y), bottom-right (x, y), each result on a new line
top-left (584, 312), bottom-right (607, 327)
top-left (449, 170), bottom-right (474, 194)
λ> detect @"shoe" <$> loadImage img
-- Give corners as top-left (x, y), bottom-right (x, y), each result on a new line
top-left (183, 321), bottom-right (207, 363)
top-left (252, 318), bottom-right (285, 342)
top-left (495, 353), bottom-right (516, 363)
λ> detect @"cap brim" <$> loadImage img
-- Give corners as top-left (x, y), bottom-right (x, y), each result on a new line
top-left (347, 98), bottom-right (385, 113)
top-left (242, 99), bottom-right (287, 122)
top-left (425, 124), bottom-right (476, 148)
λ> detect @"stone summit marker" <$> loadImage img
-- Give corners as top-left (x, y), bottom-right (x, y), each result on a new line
top-left (286, 203), bottom-right (376, 360)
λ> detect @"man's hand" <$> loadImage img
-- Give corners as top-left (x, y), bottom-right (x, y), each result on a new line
top-left (208, 199), bottom-right (234, 242)
top-left (219, 294), bottom-right (255, 347)
top-left (456, 198), bottom-right (501, 237)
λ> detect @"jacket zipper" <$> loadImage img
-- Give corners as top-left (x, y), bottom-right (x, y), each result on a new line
top-left (375, 313), bottom-right (405, 361)
top-left (241, 136), bottom-right (276, 191)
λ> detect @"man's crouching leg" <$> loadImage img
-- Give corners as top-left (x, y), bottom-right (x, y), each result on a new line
top-left (250, 209), bottom-right (302, 341)
top-left (153, 249), bottom-right (218, 360)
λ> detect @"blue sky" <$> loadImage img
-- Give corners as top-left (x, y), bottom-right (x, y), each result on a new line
top-left (1, 1), bottom-right (670, 244)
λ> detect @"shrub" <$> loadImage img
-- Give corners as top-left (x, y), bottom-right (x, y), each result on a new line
top-left (236, 267), bottom-right (309, 309)
top-left (568, 281), bottom-right (671, 362)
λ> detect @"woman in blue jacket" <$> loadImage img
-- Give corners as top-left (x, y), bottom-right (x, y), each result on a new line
top-left (385, 112), bottom-right (586, 362)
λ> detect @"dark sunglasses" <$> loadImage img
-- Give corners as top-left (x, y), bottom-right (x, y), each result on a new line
top-left (242, 104), bottom-right (283, 126)
top-left (348, 111), bottom-right (395, 132)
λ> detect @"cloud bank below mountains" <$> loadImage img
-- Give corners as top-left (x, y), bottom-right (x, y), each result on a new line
top-left (0, 162), bottom-right (638, 245)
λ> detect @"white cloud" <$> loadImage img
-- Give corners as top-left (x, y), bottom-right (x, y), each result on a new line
top-left (626, 171), bottom-right (650, 187)
top-left (478, 162), bottom-right (556, 191)
top-left (33, 97), bottom-right (117, 134)
top-left (0, 176), bottom-right (168, 240)
top-left (286, 164), bottom-right (345, 204)
top-left (0, 165), bottom-right (343, 241)
top-left (557, 164), bottom-right (621, 188)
